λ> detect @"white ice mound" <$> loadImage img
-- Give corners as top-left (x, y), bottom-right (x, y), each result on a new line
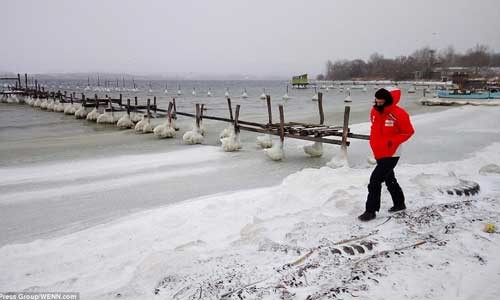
top-left (25, 96), bottom-right (33, 105)
top-left (39, 99), bottom-right (48, 109)
top-left (47, 100), bottom-right (56, 111)
top-left (97, 111), bottom-right (117, 124)
top-left (327, 148), bottom-right (349, 168)
top-left (142, 122), bottom-right (155, 133)
top-left (55, 101), bottom-right (65, 112)
top-left (64, 103), bottom-right (78, 115)
top-left (134, 115), bottom-right (151, 133)
top-left (219, 126), bottom-right (233, 140)
top-left (256, 134), bottom-right (273, 149)
top-left (479, 164), bottom-right (500, 175)
top-left (153, 120), bottom-right (176, 138)
top-left (116, 114), bottom-right (135, 129)
top-left (221, 131), bottom-right (241, 152)
top-left (33, 98), bottom-right (42, 107)
top-left (183, 127), bottom-right (204, 144)
top-left (130, 112), bottom-right (142, 123)
top-left (264, 141), bottom-right (284, 161)
top-left (75, 106), bottom-right (88, 119)
top-left (86, 108), bottom-right (100, 121)
top-left (303, 141), bottom-right (323, 157)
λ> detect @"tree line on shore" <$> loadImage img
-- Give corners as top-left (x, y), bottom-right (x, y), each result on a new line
top-left (318, 44), bottom-right (500, 81)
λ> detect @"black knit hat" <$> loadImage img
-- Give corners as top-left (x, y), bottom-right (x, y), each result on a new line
top-left (374, 88), bottom-right (393, 106)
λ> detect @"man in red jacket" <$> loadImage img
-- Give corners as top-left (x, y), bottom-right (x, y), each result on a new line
top-left (358, 87), bottom-right (415, 221)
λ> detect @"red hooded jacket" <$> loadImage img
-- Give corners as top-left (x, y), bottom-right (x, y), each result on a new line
top-left (370, 88), bottom-right (414, 159)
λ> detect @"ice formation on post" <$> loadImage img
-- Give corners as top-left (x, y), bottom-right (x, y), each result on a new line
top-left (154, 119), bottom-right (176, 138)
top-left (264, 140), bottom-right (284, 161)
top-left (327, 147), bottom-right (349, 168)
top-left (220, 128), bottom-right (241, 152)
top-left (256, 134), bottom-right (273, 149)
top-left (303, 141), bottom-right (323, 157)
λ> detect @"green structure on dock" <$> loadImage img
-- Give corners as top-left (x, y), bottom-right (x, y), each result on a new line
top-left (292, 74), bottom-right (309, 89)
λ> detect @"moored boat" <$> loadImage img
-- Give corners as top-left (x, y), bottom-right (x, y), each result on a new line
top-left (437, 90), bottom-right (490, 99)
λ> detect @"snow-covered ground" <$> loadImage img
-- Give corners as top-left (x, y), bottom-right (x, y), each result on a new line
top-left (1, 105), bottom-right (500, 299)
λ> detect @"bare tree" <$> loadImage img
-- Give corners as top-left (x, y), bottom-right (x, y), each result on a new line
top-left (463, 44), bottom-right (490, 70)
top-left (318, 44), bottom-right (499, 80)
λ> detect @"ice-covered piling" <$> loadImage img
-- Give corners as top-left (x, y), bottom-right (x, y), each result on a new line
top-left (117, 99), bottom-right (135, 129)
top-left (264, 105), bottom-right (285, 161)
top-left (86, 96), bottom-right (100, 121)
top-left (221, 105), bottom-right (242, 152)
top-left (154, 102), bottom-right (176, 138)
top-left (183, 104), bottom-right (204, 144)
top-left (303, 141), bottom-right (323, 157)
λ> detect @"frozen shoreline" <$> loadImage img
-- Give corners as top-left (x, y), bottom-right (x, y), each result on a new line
top-left (0, 105), bottom-right (499, 299)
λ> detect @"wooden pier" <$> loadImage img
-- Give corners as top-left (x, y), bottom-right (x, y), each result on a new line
top-left (1, 73), bottom-right (370, 154)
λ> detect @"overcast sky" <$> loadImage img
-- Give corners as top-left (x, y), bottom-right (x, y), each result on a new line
top-left (2, 0), bottom-right (500, 78)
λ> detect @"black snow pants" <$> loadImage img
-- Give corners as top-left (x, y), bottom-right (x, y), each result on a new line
top-left (365, 157), bottom-right (405, 213)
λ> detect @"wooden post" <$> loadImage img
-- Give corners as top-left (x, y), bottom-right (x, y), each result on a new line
top-left (318, 92), bottom-right (324, 125)
top-left (95, 94), bottom-right (99, 108)
top-left (234, 104), bottom-right (240, 134)
top-left (17, 74), bottom-right (21, 88)
top-left (119, 94), bottom-right (122, 106)
top-left (278, 104), bottom-right (285, 145)
top-left (341, 106), bottom-right (350, 149)
top-left (200, 104), bottom-right (204, 120)
top-left (266, 95), bottom-right (272, 125)
top-left (64, 91), bottom-right (67, 102)
top-left (153, 96), bottom-right (157, 115)
top-left (172, 98), bottom-right (177, 119)
top-left (70, 93), bottom-right (73, 104)
top-left (147, 99), bottom-right (151, 117)
top-left (126, 99), bottom-right (131, 115)
top-left (167, 102), bottom-right (173, 124)
top-left (134, 96), bottom-right (138, 106)
top-left (227, 98), bottom-right (233, 120)
top-left (195, 103), bottom-right (200, 128)
top-left (82, 94), bottom-right (86, 107)
top-left (24, 73), bottom-right (28, 90)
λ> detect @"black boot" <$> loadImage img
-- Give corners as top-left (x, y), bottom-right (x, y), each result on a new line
top-left (358, 211), bottom-right (376, 221)
top-left (386, 177), bottom-right (406, 213)
top-left (388, 204), bottom-right (406, 213)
